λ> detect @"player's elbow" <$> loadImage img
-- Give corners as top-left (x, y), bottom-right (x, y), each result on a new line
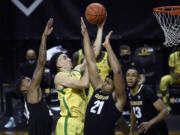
top-left (163, 107), bottom-right (169, 118)
top-left (81, 81), bottom-right (89, 89)
top-left (159, 107), bottom-right (169, 120)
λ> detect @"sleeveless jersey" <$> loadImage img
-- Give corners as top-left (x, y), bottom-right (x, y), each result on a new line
top-left (77, 49), bottom-right (84, 65)
top-left (96, 51), bottom-right (111, 80)
top-left (84, 89), bottom-right (121, 135)
top-left (87, 51), bottom-right (111, 101)
top-left (78, 50), bottom-right (111, 80)
top-left (24, 98), bottom-right (53, 135)
top-left (169, 51), bottom-right (180, 73)
top-left (129, 85), bottom-right (169, 134)
top-left (56, 70), bottom-right (87, 120)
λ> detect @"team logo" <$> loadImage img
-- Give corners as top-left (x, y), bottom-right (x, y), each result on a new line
top-left (11, 0), bottom-right (43, 16)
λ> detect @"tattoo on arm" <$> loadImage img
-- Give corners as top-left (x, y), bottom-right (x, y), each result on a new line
top-left (38, 36), bottom-right (47, 63)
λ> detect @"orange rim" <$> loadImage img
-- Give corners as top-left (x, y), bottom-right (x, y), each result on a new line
top-left (153, 6), bottom-right (180, 15)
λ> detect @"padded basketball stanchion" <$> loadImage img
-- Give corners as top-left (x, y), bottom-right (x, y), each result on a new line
top-left (0, 57), bottom-right (4, 112)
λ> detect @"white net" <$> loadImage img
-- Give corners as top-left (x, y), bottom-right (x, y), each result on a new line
top-left (153, 11), bottom-right (180, 47)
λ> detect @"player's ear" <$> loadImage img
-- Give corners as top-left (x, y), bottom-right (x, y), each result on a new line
top-left (56, 62), bottom-right (61, 70)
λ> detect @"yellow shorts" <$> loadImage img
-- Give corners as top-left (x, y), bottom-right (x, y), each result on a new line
top-left (160, 74), bottom-right (180, 91)
top-left (56, 117), bottom-right (84, 135)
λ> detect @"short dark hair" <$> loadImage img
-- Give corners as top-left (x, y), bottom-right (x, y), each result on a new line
top-left (49, 52), bottom-right (64, 75)
top-left (119, 44), bottom-right (131, 52)
top-left (127, 67), bottom-right (140, 74)
top-left (15, 76), bottom-right (26, 97)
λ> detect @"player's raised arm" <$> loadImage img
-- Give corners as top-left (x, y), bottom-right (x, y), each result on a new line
top-left (93, 19), bottom-right (106, 57)
top-left (29, 18), bottom-right (53, 95)
top-left (103, 31), bottom-right (126, 109)
top-left (74, 19), bottom-right (106, 73)
top-left (81, 17), bottom-right (103, 90)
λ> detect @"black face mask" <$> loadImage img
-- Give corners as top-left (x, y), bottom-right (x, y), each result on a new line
top-left (28, 59), bottom-right (36, 64)
top-left (121, 54), bottom-right (131, 61)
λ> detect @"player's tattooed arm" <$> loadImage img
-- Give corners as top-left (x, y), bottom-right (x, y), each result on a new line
top-left (32, 18), bottom-right (53, 87)
top-left (27, 18), bottom-right (53, 103)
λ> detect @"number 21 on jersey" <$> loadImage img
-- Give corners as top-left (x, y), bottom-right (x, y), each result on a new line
top-left (90, 100), bottom-right (104, 114)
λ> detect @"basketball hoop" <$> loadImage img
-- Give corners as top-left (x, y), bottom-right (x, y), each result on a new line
top-left (153, 6), bottom-right (180, 47)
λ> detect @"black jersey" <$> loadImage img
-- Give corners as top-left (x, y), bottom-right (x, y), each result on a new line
top-left (129, 85), bottom-right (169, 135)
top-left (24, 98), bottom-right (53, 135)
top-left (84, 89), bottom-right (121, 135)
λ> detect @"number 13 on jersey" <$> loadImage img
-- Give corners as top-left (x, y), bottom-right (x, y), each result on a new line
top-left (133, 106), bottom-right (142, 118)
top-left (90, 100), bottom-right (104, 114)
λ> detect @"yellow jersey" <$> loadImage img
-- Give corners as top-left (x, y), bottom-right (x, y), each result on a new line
top-left (96, 51), bottom-right (111, 81)
top-left (87, 51), bottom-right (111, 101)
top-left (169, 51), bottom-right (180, 74)
top-left (56, 70), bottom-right (87, 120)
top-left (78, 50), bottom-right (111, 81)
top-left (77, 49), bottom-right (84, 65)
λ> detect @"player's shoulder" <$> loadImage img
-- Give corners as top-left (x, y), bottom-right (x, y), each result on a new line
top-left (55, 72), bottom-right (69, 80)
top-left (141, 85), bottom-right (154, 95)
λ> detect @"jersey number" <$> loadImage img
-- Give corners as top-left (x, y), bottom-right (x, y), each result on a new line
top-left (133, 107), bottom-right (142, 118)
top-left (90, 100), bottom-right (104, 114)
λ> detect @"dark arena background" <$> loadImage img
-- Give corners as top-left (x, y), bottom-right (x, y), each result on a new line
top-left (0, 0), bottom-right (180, 135)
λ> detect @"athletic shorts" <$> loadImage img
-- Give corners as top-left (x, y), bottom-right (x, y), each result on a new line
top-left (56, 117), bottom-right (84, 135)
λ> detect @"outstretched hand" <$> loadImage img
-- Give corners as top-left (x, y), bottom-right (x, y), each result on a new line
top-left (102, 30), bottom-right (113, 48)
top-left (43, 18), bottom-right (54, 36)
top-left (81, 17), bottom-right (88, 36)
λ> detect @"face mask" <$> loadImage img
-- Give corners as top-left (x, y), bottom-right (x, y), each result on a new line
top-left (122, 54), bottom-right (130, 61)
top-left (28, 59), bottom-right (36, 64)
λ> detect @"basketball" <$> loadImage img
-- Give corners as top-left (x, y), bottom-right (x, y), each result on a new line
top-left (85, 3), bottom-right (107, 25)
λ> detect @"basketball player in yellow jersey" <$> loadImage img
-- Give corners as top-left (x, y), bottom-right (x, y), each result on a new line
top-left (51, 51), bottom-right (88, 135)
top-left (50, 19), bottom-right (105, 135)
top-left (73, 20), bottom-right (111, 102)
top-left (160, 46), bottom-right (180, 111)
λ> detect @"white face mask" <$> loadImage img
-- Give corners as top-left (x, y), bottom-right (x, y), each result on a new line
top-left (28, 59), bottom-right (36, 64)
